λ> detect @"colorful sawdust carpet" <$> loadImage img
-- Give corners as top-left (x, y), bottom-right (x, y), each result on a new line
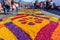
top-left (0, 10), bottom-right (60, 40)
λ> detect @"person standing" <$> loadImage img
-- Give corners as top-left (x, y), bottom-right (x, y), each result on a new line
top-left (0, 3), bottom-right (3, 11)
top-left (15, 2), bottom-right (19, 12)
top-left (12, 3), bottom-right (16, 12)
top-left (49, 1), bottom-right (53, 9)
top-left (39, 2), bottom-right (44, 9)
top-left (1, 0), bottom-right (6, 13)
top-left (46, 0), bottom-right (50, 9)
top-left (29, 2), bottom-right (34, 9)
top-left (5, 0), bottom-right (11, 13)
top-left (34, 1), bottom-right (39, 9)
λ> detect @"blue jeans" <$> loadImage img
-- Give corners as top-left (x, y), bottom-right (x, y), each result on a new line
top-left (34, 6), bottom-right (40, 9)
top-left (58, 9), bottom-right (60, 12)
top-left (5, 5), bottom-right (10, 13)
top-left (2, 5), bottom-right (6, 13)
top-left (16, 7), bottom-right (18, 12)
top-left (7, 8), bottom-right (10, 12)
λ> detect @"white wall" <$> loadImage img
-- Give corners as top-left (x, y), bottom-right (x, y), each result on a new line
top-left (14, 0), bottom-right (36, 3)
top-left (38, 0), bottom-right (46, 2)
top-left (14, 0), bottom-right (20, 2)
top-left (52, 0), bottom-right (60, 6)
top-left (22, 0), bottom-right (35, 3)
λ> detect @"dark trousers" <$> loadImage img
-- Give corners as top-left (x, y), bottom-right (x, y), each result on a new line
top-left (5, 5), bottom-right (10, 12)
top-left (2, 5), bottom-right (6, 13)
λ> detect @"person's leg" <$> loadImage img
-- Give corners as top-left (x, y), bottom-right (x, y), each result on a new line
top-left (7, 8), bottom-right (10, 12)
top-left (34, 6), bottom-right (36, 9)
top-left (6, 5), bottom-right (10, 13)
top-left (3, 6), bottom-right (6, 14)
top-left (16, 7), bottom-right (18, 12)
top-left (49, 5), bottom-right (52, 9)
top-left (37, 6), bottom-right (40, 9)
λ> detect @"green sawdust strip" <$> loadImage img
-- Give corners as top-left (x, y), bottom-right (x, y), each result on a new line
top-left (4, 19), bottom-right (12, 24)
top-left (34, 12), bottom-right (42, 14)
top-left (49, 17), bottom-right (59, 22)
top-left (18, 12), bottom-right (26, 14)
top-left (18, 12), bottom-right (42, 14)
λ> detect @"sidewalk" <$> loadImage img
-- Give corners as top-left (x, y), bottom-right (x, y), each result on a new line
top-left (0, 9), bottom-right (60, 19)
top-left (0, 11), bottom-right (17, 19)
top-left (41, 10), bottom-right (60, 18)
